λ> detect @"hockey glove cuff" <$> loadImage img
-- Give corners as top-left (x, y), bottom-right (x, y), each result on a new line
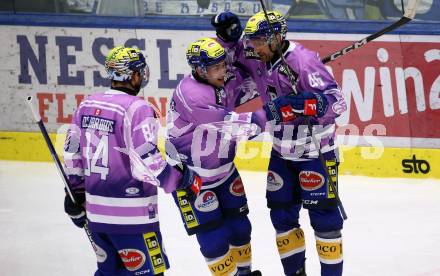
top-left (264, 92), bottom-right (329, 123)
top-left (64, 188), bottom-right (86, 228)
top-left (177, 166), bottom-right (202, 201)
top-left (289, 91), bottom-right (329, 118)
top-left (263, 95), bottom-right (297, 124)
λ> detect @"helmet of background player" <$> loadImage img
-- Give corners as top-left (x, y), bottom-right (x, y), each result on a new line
top-left (244, 10), bottom-right (287, 43)
top-left (211, 12), bottom-right (243, 43)
top-left (105, 46), bottom-right (150, 86)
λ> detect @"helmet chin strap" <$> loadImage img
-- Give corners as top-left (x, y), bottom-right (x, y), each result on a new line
top-left (268, 34), bottom-right (277, 54)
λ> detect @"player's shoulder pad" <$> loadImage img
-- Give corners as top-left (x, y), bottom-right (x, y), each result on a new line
top-left (128, 98), bottom-right (156, 119)
top-left (288, 42), bottom-right (321, 69)
top-left (178, 75), bottom-right (217, 107)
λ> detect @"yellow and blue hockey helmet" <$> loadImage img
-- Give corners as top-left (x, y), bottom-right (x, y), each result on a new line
top-left (186, 37), bottom-right (226, 70)
top-left (244, 11), bottom-right (287, 40)
top-left (105, 46), bottom-right (149, 83)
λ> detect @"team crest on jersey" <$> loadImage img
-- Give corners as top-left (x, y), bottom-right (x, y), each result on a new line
top-left (118, 249), bottom-right (146, 271)
top-left (195, 191), bottom-right (219, 212)
top-left (299, 171), bottom-right (325, 191)
top-left (125, 187), bottom-right (140, 196)
top-left (267, 171), bottom-right (283, 191)
top-left (230, 177), bottom-right (245, 196)
top-left (95, 109), bottom-right (102, 116)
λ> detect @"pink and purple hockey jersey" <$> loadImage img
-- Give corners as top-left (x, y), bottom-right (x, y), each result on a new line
top-left (166, 74), bottom-right (267, 189)
top-left (64, 89), bottom-right (181, 234)
top-left (249, 41), bottom-right (347, 160)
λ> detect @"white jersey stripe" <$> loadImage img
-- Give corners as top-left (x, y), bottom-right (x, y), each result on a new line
top-left (79, 103), bottom-right (124, 116)
top-left (86, 193), bottom-right (158, 207)
top-left (189, 162), bottom-right (233, 178)
top-left (87, 212), bottom-right (159, 225)
top-left (81, 98), bottom-right (126, 113)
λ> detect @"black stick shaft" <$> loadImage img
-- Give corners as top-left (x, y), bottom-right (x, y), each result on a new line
top-left (27, 96), bottom-right (96, 245)
top-left (321, 16), bottom-right (411, 64)
top-left (27, 96), bottom-right (76, 203)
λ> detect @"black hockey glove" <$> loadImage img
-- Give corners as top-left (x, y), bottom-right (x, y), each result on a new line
top-left (211, 12), bottom-right (243, 43)
top-left (176, 166), bottom-right (202, 201)
top-left (264, 92), bottom-right (329, 123)
top-left (64, 188), bottom-right (86, 228)
top-left (197, 0), bottom-right (210, 9)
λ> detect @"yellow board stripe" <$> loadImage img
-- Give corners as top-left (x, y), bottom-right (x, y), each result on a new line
top-left (1, 131), bottom-right (439, 179)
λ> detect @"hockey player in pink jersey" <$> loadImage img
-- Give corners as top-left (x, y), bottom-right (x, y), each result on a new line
top-left (63, 46), bottom-right (200, 276)
top-left (243, 11), bottom-right (347, 276)
top-left (166, 37), bottom-right (304, 276)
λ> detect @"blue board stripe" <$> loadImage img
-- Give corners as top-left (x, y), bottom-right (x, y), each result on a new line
top-left (0, 13), bottom-right (439, 35)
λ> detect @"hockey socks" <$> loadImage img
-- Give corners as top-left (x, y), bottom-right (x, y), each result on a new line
top-left (276, 228), bottom-right (306, 275)
top-left (207, 250), bottom-right (237, 276)
top-left (230, 243), bottom-right (252, 274)
top-left (315, 234), bottom-right (343, 276)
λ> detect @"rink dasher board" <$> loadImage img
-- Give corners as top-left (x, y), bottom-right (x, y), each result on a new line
top-left (0, 25), bottom-right (439, 179)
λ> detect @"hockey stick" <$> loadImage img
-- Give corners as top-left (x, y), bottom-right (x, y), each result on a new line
top-left (258, 0), bottom-right (348, 219)
top-left (321, 0), bottom-right (419, 63)
top-left (26, 96), bottom-right (96, 246)
top-left (26, 96), bottom-right (76, 203)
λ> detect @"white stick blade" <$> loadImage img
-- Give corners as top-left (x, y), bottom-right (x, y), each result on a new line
top-left (26, 96), bottom-right (41, 122)
top-left (404, 0), bottom-right (420, 19)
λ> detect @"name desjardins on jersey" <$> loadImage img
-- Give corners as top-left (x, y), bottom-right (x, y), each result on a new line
top-left (81, 115), bottom-right (115, 133)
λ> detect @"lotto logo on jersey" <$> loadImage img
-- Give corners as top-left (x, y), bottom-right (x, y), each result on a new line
top-left (230, 177), bottom-right (245, 196)
top-left (304, 99), bottom-right (317, 116)
top-left (118, 249), bottom-right (146, 272)
top-left (267, 171), bottom-right (284, 192)
top-left (195, 191), bottom-right (219, 212)
top-left (299, 171), bottom-right (324, 191)
top-left (280, 105), bottom-right (295, 122)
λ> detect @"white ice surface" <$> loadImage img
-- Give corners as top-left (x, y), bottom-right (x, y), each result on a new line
top-left (1, 160), bottom-right (440, 276)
